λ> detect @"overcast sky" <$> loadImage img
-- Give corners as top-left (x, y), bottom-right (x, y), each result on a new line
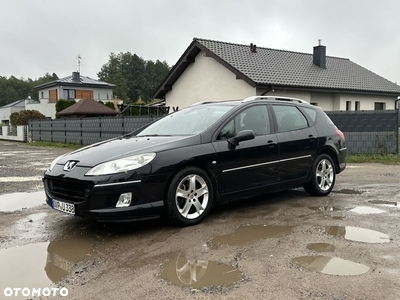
top-left (1, 0), bottom-right (399, 86)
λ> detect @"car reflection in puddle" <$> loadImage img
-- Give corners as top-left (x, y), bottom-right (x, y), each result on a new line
top-left (45, 239), bottom-right (94, 282)
top-left (0, 239), bottom-right (93, 296)
top-left (208, 225), bottom-right (294, 249)
top-left (161, 254), bottom-right (241, 288)
top-left (324, 226), bottom-right (391, 243)
top-left (293, 256), bottom-right (370, 276)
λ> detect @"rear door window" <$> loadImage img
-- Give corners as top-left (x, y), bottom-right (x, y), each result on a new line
top-left (272, 105), bottom-right (309, 132)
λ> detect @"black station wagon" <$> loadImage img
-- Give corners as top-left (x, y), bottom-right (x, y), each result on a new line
top-left (43, 96), bottom-right (347, 226)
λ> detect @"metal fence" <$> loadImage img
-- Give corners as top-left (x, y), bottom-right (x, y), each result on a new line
top-left (29, 110), bottom-right (400, 154)
top-left (29, 116), bottom-right (163, 145)
top-left (326, 110), bottom-right (399, 154)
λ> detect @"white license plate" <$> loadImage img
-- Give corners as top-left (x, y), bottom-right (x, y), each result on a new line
top-left (52, 199), bottom-right (75, 215)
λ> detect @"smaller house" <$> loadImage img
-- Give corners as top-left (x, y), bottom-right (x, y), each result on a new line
top-left (26, 72), bottom-right (115, 119)
top-left (0, 99), bottom-right (26, 125)
top-left (58, 98), bottom-right (119, 118)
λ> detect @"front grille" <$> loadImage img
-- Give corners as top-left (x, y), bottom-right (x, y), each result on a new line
top-left (46, 178), bottom-right (92, 202)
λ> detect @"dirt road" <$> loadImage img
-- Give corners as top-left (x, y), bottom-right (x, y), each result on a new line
top-left (0, 141), bottom-right (399, 299)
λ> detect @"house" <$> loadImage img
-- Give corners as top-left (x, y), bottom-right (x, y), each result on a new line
top-left (25, 72), bottom-right (115, 118)
top-left (0, 99), bottom-right (26, 125)
top-left (154, 38), bottom-right (400, 111)
top-left (57, 98), bottom-right (118, 118)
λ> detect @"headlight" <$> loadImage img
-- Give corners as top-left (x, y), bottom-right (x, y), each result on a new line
top-left (48, 155), bottom-right (66, 171)
top-left (85, 153), bottom-right (156, 176)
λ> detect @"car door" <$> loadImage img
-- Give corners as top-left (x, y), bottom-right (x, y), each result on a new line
top-left (212, 104), bottom-right (280, 195)
top-left (271, 104), bottom-right (318, 182)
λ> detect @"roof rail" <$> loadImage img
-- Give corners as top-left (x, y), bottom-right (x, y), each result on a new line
top-left (243, 96), bottom-right (309, 104)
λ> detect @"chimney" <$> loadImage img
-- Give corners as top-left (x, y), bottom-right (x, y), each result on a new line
top-left (250, 43), bottom-right (257, 53)
top-left (313, 39), bottom-right (326, 69)
top-left (72, 71), bottom-right (80, 82)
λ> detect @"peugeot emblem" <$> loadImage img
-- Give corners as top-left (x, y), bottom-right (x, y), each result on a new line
top-left (63, 160), bottom-right (78, 171)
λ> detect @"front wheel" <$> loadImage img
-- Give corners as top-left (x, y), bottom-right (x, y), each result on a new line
top-left (166, 167), bottom-right (214, 226)
top-left (304, 154), bottom-right (336, 196)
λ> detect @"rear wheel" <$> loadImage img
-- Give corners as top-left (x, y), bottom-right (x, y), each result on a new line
top-left (304, 154), bottom-right (336, 196)
top-left (166, 167), bottom-right (213, 226)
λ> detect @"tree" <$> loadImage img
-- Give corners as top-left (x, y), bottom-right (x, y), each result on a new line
top-left (98, 52), bottom-right (170, 103)
top-left (0, 73), bottom-right (58, 107)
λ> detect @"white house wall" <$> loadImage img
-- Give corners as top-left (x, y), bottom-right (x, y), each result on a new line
top-left (0, 106), bottom-right (25, 124)
top-left (166, 51), bottom-right (255, 109)
top-left (339, 94), bottom-right (396, 110)
top-left (26, 100), bottom-right (56, 119)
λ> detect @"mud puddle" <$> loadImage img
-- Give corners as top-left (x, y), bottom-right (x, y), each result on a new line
top-left (307, 243), bottom-right (335, 252)
top-left (368, 200), bottom-right (398, 207)
top-left (324, 226), bottom-right (391, 243)
top-left (349, 206), bottom-right (385, 214)
top-left (208, 225), bottom-right (293, 249)
top-left (0, 239), bottom-right (94, 297)
top-left (12, 212), bottom-right (49, 240)
top-left (161, 254), bottom-right (241, 288)
top-left (293, 256), bottom-right (370, 275)
top-left (0, 191), bottom-right (45, 211)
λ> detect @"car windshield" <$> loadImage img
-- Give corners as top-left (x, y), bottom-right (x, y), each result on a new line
top-left (137, 104), bottom-right (234, 136)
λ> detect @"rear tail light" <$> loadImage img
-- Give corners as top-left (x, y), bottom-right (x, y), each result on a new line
top-left (336, 129), bottom-right (346, 143)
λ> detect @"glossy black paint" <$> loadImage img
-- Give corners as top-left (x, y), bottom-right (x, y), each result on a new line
top-left (43, 98), bottom-right (347, 222)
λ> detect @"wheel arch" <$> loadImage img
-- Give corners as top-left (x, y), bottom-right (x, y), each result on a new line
top-left (317, 146), bottom-right (340, 174)
top-left (162, 159), bottom-right (219, 207)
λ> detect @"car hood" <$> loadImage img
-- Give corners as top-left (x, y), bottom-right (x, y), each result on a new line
top-left (57, 135), bottom-right (201, 167)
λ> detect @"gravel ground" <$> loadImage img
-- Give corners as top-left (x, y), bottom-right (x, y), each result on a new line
top-left (0, 140), bottom-right (399, 300)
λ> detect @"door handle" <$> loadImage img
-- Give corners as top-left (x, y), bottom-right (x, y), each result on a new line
top-left (267, 140), bottom-right (277, 147)
top-left (308, 135), bottom-right (316, 141)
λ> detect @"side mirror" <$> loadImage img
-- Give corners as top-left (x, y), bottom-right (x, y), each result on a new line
top-left (227, 130), bottom-right (255, 149)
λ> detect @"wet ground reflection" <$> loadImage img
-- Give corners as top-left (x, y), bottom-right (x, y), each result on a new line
top-left (0, 191), bottom-right (45, 211)
top-left (293, 256), bottom-right (370, 275)
top-left (324, 226), bottom-right (391, 243)
top-left (0, 239), bottom-right (93, 298)
top-left (349, 206), bottom-right (385, 214)
top-left (161, 254), bottom-right (241, 288)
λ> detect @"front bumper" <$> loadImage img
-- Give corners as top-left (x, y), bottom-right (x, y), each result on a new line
top-left (43, 176), bottom-right (165, 222)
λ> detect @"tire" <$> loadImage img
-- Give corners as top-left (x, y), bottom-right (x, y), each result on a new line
top-left (304, 154), bottom-right (336, 196)
top-left (166, 167), bottom-right (214, 226)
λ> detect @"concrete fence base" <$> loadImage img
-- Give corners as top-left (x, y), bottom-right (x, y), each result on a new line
top-left (0, 126), bottom-right (27, 142)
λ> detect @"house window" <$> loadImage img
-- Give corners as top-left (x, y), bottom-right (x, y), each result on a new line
top-left (41, 92), bottom-right (44, 99)
top-left (346, 101), bottom-right (351, 111)
top-left (63, 89), bottom-right (76, 100)
top-left (107, 93), bottom-right (109, 100)
top-left (355, 101), bottom-right (360, 111)
top-left (374, 102), bottom-right (386, 110)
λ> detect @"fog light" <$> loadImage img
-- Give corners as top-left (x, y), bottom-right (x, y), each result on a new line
top-left (116, 192), bottom-right (132, 207)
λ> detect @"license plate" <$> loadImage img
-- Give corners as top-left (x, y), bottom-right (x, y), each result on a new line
top-left (52, 199), bottom-right (75, 215)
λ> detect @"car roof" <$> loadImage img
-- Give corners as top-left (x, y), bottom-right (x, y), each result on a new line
top-left (190, 96), bottom-right (311, 108)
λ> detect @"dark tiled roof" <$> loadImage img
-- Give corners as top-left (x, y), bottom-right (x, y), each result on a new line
top-left (154, 38), bottom-right (400, 98)
top-left (58, 99), bottom-right (118, 116)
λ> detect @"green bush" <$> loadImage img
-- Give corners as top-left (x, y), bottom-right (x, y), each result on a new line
top-left (56, 99), bottom-right (76, 118)
top-left (10, 110), bottom-right (47, 126)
